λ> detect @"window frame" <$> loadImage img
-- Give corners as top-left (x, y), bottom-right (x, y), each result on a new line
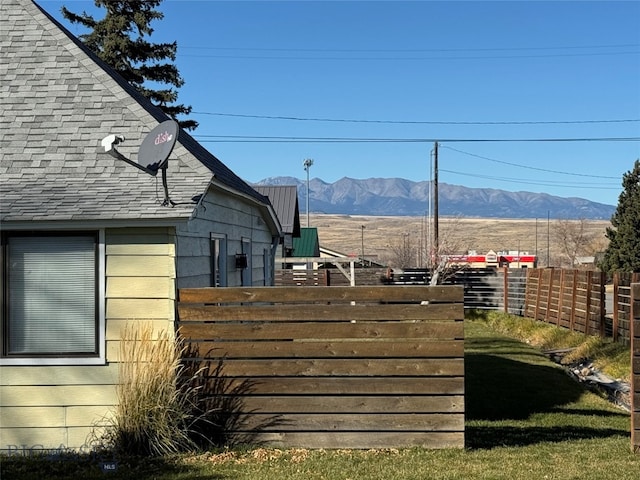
top-left (1, 229), bottom-right (106, 366)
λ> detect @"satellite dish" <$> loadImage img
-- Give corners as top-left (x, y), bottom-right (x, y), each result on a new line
top-left (101, 119), bottom-right (180, 207)
top-left (138, 120), bottom-right (179, 172)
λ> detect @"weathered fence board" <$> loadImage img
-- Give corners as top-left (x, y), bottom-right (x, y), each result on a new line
top-left (178, 285), bottom-right (464, 449)
top-left (179, 302), bottom-right (461, 322)
top-left (223, 376), bottom-right (464, 395)
top-left (185, 340), bottom-right (464, 359)
top-left (179, 285), bottom-right (461, 304)
top-left (631, 283), bottom-right (640, 453)
top-left (236, 395), bottom-right (465, 413)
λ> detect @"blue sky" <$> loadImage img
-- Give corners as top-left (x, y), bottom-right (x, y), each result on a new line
top-left (40, 1), bottom-right (640, 206)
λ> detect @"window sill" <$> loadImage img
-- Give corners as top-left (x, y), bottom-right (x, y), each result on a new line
top-left (0, 356), bottom-right (106, 367)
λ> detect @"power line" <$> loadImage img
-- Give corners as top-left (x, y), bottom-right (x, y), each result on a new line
top-left (440, 145), bottom-right (621, 179)
top-left (192, 111), bottom-right (640, 126)
top-left (440, 168), bottom-right (620, 189)
top-left (192, 134), bottom-right (640, 143)
top-left (181, 43), bottom-right (639, 54)
top-left (181, 50), bottom-right (640, 61)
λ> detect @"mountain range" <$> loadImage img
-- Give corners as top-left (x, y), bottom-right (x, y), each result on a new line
top-left (254, 177), bottom-right (616, 220)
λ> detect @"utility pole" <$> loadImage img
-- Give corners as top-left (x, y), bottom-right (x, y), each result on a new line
top-left (433, 141), bottom-right (439, 260)
top-left (547, 210), bottom-right (550, 267)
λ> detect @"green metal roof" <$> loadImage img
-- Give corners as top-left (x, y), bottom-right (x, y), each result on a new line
top-left (293, 227), bottom-right (320, 257)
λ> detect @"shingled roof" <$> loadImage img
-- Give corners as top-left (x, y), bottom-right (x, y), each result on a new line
top-left (0, 0), bottom-right (272, 225)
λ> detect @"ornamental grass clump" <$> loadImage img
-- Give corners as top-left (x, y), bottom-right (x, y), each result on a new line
top-left (103, 323), bottom-right (205, 456)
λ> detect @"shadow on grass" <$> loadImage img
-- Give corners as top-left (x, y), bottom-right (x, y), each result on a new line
top-left (465, 352), bottom-right (584, 421)
top-left (466, 425), bottom-right (629, 449)
top-left (0, 453), bottom-right (224, 480)
top-left (465, 349), bottom-right (629, 449)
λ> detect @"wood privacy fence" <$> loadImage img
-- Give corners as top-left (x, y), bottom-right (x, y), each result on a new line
top-left (389, 268), bottom-right (528, 315)
top-left (524, 268), bottom-right (606, 337)
top-left (279, 267), bottom-right (527, 315)
top-left (275, 268), bottom-right (636, 344)
top-left (177, 285), bottom-right (465, 449)
top-left (274, 269), bottom-right (330, 286)
top-left (274, 268), bottom-right (388, 287)
top-left (630, 284), bottom-right (640, 453)
top-left (614, 273), bottom-right (640, 345)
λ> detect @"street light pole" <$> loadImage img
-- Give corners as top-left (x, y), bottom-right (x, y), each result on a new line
top-left (303, 158), bottom-right (313, 228)
top-left (361, 225), bottom-right (366, 267)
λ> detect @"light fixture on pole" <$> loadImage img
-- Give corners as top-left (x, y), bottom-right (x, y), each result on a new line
top-left (303, 158), bottom-right (314, 228)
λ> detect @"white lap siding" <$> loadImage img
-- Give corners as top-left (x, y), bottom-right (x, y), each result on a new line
top-left (0, 228), bottom-right (176, 454)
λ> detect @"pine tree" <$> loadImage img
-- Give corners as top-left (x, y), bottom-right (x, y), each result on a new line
top-left (62, 0), bottom-right (197, 130)
top-left (600, 159), bottom-right (640, 273)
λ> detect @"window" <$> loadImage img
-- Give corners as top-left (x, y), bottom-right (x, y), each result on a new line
top-left (210, 234), bottom-right (227, 287)
top-left (1, 231), bottom-right (105, 365)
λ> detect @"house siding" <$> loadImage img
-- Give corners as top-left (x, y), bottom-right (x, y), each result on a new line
top-left (0, 228), bottom-right (176, 453)
top-left (176, 187), bottom-right (276, 288)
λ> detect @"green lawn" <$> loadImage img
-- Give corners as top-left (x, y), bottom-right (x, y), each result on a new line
top-left (3, 319), bottom-right (638, 480)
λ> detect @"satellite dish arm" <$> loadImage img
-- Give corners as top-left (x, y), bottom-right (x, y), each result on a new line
top-left (101, 134), bottom-right (159, 176)
top-left (105, 148), bottom-right (159, 176)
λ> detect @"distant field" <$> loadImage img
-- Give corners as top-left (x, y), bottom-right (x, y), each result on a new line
top-left (310, 214), bottom-right (611, 268)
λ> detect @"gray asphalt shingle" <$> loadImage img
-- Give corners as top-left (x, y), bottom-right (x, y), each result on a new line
top-left (1, 0), bottom-right (270, 225)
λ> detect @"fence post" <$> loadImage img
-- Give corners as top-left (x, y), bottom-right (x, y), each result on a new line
top-left (546, 268), bottom-right (555, 324)
top-left (613, 272), bottom-right (620, 343)
top-left (534, 269), bottom-right (542, 321)
top-left (585, 271), bottom-right (593, 336)
top-left (570, 270), bottom-right (578, 333)
top-left (503, 267), bottom-right (509, 313)
top-left (631, 283), bottom-right (640, 453)
top-left (557, 269), bottom-right (566, 328)
top-left (598, 271), bottom-right (606, 338)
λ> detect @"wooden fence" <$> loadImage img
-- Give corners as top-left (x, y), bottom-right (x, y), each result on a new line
top-left (524, 268), bottom-right (606, 337)
top-left (630, 284), bottom-right (640, 453)
top-left (613, 273), bottom-right (640, 344)
top-left (280, 267), bottom-right (527, 316)
top-left (275, 267), bottom-right (636, 344)
top-left (274, 268), bottom-right (388, 287)
top-left (177, 285), bottom-right (465, 449)
top-left (274, 269), bottom-right (330, 286)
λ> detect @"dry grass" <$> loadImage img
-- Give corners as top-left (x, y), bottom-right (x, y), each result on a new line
top-left (311, 214), bottom-right (610, 267)
top-left (101, 323), bottom-right (198, 456)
